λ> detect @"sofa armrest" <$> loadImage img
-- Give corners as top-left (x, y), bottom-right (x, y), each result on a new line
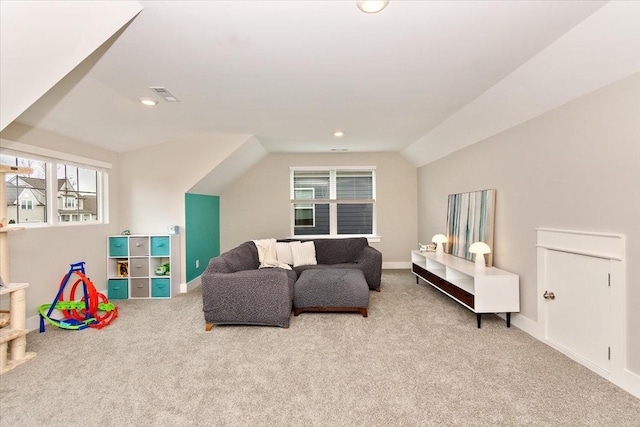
top-left (356, 246), bottom-right (382, 290)
top-left (202, 269), bottom-right (292, 309)
top-left (201, 268), bottom-right (294, 326)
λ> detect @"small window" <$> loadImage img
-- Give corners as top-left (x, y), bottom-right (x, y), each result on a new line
top-left (63, 196), bottom-right (76, 209)
top-left (20, 200), bottom-right (33, 210)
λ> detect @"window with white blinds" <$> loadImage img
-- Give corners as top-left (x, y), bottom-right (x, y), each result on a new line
top-left (290, 167), bottom-right (376, 237)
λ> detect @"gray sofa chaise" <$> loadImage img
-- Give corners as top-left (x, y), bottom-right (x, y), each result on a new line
top-left (201, 237), bottom-right (382, 330)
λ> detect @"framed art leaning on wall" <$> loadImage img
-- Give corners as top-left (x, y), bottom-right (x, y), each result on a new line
top-left (445, 189), bottom-right (496, 267)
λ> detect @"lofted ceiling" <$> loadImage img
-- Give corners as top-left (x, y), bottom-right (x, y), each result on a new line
top-left (7, 1), bottom-right (626, 162)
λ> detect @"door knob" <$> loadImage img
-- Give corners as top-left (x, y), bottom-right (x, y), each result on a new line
top-left (543, 291), bottom-right (555, 300)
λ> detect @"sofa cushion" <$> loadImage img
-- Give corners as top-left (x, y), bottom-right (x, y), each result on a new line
top-left (276, 242), bottom-right (295, 265)
top-left (292, 263), bottom-right (360, 276)
top-left (290, 241), bottom-right (317, 267)
top-left (313, 237), bottom-right (368, 264)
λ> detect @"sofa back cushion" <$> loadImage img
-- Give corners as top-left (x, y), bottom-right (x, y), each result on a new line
top-left (312, 237), bottom-right (368, 264)
top-left (290, 241), bottom-right (317, 267)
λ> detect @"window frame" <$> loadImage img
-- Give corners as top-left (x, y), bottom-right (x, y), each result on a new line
top-left (290, 166), bottom-right (378, 240)
top-left (0, 139), bottom-right (111, 228)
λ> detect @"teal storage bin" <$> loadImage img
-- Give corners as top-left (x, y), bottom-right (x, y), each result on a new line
top-left (109, 237), bottom-right (128, 257)
top-left (108, 279), bottom-right (128, 299)
top-left (152, 278), bottom-right (171, 298)
top-left (150, 236), bottom-right (170, 257)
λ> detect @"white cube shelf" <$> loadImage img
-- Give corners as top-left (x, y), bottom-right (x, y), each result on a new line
top-left (107, 234), bottom-right (180, 299)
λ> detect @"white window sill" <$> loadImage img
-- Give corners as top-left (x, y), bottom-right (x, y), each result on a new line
top-left (10, 221), bottom-right (106, 229)
top-left (288, 235), bottom-right (381, 243)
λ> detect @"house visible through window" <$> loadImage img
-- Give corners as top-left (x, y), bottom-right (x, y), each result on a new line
top-left (290, 167), bottom-right (376, 237)
top-left (1, 150), bottom-right (106, 226)
top-left (2, 156), bottom-right (47, 224)
top-left (57, 164), bottom-right (98, 222)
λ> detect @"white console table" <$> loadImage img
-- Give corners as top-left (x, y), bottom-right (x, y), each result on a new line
top-left (411, 250), bottom-right (519, 328)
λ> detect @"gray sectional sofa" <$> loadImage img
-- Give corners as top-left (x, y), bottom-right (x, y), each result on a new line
top-left (201, 237), bottom-right (382, 329)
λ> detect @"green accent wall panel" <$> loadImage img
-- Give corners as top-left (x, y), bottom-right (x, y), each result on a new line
top-left (185, 193), bottom-right (220, 282)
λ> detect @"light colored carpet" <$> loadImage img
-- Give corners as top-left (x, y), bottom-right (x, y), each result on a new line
top-left (1, 269), bottom-right (638, 426)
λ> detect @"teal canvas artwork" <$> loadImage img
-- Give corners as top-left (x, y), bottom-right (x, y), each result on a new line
top-left (446, 189), bottom-right (496, 267)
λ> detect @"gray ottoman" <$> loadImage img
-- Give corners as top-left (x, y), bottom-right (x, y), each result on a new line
top-left (293, 269), bottom-right (369, 317)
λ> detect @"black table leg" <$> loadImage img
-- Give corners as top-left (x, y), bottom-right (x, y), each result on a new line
top-left (506, 312), bottom-right (511, 328)
top-left (476, 314), bottom-right (481, 328)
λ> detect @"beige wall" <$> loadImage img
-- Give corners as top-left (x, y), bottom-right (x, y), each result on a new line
top-left (0, 123), bottom-right (121, 319)
top-left (417, 73), bottom-right (640, 374)
top-left (118, 132), bottom-right (254, 283)
top-left (220, 152), bottom-right (418, 264)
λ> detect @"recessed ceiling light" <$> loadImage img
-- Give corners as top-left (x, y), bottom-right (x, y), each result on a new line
top-left (334, 131), bottom-right (345, 137)
top-left (357, 0), bottom-right (389, 14)
top-left (139, 98), bottom-right (158, 106)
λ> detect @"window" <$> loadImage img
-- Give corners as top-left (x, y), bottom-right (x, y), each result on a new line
top-left (1, 146), bottom-right (109, 227)
top-left (290, 167), bottom-right (376, 237)
top-left (1, 156), bottom-right (47, 224)
top-left (63, 196), bottom-right (77, 209)
top-left (294, 188), bottom-right (315, 227)
top-left (57, 164), bottom-right (98, 222)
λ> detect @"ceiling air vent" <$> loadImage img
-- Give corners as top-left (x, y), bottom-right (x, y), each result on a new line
top-left (149, 87), bottom-right (180, 102)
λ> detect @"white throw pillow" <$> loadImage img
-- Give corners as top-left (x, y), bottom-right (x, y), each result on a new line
top-left (290, 241), bottom-right (317, 267)
top-left (276, 242), bottom-right (294, 265)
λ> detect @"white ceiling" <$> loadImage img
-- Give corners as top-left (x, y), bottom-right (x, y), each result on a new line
top-left (10, 1), bottom-right (618, 159)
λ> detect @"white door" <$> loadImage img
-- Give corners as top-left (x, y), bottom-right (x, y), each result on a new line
top-left (543, 250), bottom-right (610, 375)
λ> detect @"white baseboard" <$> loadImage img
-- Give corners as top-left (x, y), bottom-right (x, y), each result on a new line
top-left (182, 276), bottom-right (201, 293)
top-left (618, 369), bottom-right (640, 398)
top-left (498, 312), bottom-right (540, 338)
top-left (27, 315), bottom-right (40, 332)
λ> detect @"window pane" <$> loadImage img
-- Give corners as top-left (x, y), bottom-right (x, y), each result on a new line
top-left (294, 203), bottom-right (330, 235)
top-left (293, 171), bottom-right (329, 199)
top-left (337, 203), bottom-right (373, 235)
top-left (57, 164), bottom-right (98, 222)
top-left (336, 171), bottom-right (372, 200)
top-left (1, 154), bottom-right (47, 224)
top-left (294, 206), bottom-right (314, 226)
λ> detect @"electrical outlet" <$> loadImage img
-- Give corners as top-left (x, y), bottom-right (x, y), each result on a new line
top-left (195, 259), bottom-right (200, 268)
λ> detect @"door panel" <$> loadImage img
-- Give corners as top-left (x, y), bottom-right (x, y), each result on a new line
top-left (544, 250), bottom-right (610, 373)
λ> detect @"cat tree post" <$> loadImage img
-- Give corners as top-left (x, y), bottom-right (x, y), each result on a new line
top-left (0, 164), bottom-right (36, 374)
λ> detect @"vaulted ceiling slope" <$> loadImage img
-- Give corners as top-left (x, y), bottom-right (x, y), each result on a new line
top-left (0, 1), bottom-right (142, 130)
top-left (3, 1), bottom-right (639, 167)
